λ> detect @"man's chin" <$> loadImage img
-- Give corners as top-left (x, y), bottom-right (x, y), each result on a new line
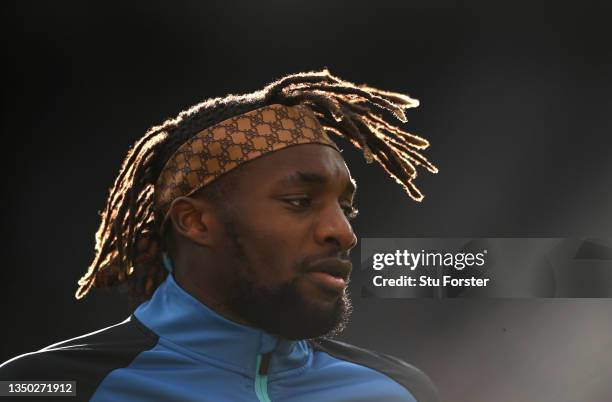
top-left (280, 292), bottom-right (352, 340)
top-left (230, 280), bottom-right (352, 340)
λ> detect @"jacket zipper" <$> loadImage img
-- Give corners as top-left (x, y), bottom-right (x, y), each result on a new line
top-left (255, 353), bottom-right (272, 402)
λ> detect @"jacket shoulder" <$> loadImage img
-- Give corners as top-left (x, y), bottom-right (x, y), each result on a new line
top-left (0, 316), bottom-right (158, 401)
top-left (310, 338), bottom-right (439, 402)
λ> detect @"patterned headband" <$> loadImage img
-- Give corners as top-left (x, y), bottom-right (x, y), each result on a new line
top-left (155, 103), bottom-right (340, 217)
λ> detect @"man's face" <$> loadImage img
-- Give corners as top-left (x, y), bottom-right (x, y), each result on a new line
top-left (211, 144), bottom-right (358, 339)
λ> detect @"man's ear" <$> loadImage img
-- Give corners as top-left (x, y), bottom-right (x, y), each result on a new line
top-left (167, 196), bottom-right (217, 247)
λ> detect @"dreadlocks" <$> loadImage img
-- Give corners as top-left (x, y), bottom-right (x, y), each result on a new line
top-left (75, 69), bottom-right (438, 302)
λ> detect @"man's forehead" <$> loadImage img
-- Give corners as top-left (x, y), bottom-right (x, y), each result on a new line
top-left (276, 170), bottom-right (357, 196)
top-left (239, 144), bottom-right (355, 192)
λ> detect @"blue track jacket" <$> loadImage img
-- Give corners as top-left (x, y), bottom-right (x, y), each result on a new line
top-left (1, 275), bottom-right (438, 401)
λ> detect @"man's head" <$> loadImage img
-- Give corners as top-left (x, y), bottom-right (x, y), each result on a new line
top-left (75, 69), bottom-right (437, 339)
top-left (168, 144), bottom-right (357, 339)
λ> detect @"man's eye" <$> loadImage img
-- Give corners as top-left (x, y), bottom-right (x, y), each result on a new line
top-left (342, 205), bottom-right (359, 220)
top-left (284, 198), bottom-right (358, 220)
top-left (286, 198), bottom-right (312, 208)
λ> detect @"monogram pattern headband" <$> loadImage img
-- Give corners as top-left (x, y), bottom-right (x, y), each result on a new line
top-left (155, 103), bottom-right (339, 217)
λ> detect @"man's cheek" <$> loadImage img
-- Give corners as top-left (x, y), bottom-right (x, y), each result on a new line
top-left (249, 252), bottom-right (292, 288)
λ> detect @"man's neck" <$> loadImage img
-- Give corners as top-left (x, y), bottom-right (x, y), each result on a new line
top-left (173, 269), bottom-right (255, 328)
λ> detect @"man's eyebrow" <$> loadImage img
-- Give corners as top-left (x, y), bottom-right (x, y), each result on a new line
top-left (278, 171), bottom-right (357, 197)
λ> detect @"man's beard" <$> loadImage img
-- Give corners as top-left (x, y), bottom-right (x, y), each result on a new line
top-left (220, 213), bottom-right (352, 340)
top-left (230, 273), bottom-right (352, 340)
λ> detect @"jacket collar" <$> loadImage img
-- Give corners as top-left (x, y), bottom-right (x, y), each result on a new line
top-left (134, 274), bottom-right (310, 376)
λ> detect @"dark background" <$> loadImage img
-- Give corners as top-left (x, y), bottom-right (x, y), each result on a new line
top-left (2, 1), bottom-right (611, 401)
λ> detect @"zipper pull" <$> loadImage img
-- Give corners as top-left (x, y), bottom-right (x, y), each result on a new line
top-left (255, 353), bottom-right (273, 402)
top-left (258, 352), bottom-right (272, 376)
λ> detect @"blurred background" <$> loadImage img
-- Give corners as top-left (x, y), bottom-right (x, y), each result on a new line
top-left (1, 1), bottom-right (611, 401)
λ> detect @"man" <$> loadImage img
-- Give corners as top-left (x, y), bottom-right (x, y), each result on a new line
top-left (1, 70), bottom-right (439, 401)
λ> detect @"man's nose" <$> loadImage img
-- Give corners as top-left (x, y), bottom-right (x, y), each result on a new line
top-left (314, 203), bottom-right (358, 252)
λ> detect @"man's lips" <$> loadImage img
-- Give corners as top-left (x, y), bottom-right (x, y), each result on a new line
top-left (306, 257), bottom-right (352, 281)
top-left (304, 257), bottom-right (352, 293)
